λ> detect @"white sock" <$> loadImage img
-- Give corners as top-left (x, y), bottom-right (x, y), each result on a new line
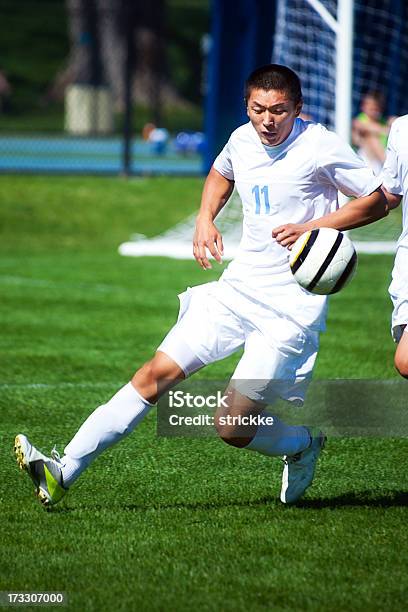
top-left (61, 382), bottom-right (153, 487)
top-left (245, 412), bottom-right (310, 457)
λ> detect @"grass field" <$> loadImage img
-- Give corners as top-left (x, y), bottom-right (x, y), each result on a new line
top-left (1, 176), bottom-right (407, 611)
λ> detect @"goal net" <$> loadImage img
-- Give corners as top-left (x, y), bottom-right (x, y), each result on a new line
top-left (273, 0), bottom-right (408, 131)
top-left (119, 190), bottom-right (244, 260)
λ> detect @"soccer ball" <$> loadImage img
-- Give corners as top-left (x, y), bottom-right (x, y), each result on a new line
top-left (289, 228), bottom-right (357, 295)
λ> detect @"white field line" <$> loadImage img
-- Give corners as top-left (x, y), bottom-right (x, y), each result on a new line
top-left (0, 382), bottom-right (123, 390)
top-left (353, 241), bottom-right (397, 254)
top-left (0, 275), bottom-right (127, 293)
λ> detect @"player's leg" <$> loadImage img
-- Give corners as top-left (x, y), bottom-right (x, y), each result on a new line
top-left (215, 326), bottom-right (325, 504)
top-left (214, 383), bottom-right (323, 505)
top-left (58, 350), bottom-right (189, 485)
top-left (57, 282), bottom-right (247, 488)
top-left (14, 285), bottom-right (210, 507)
top-left (394, 326), bottom-right (408, 378)
top-left (214, 385), bottom-right (311, 455)
top-left (14, 282), bottom-right (242, 507)
top-left (14, 350), bottom-right (190, 507)
top-left (389, 249), bottom-right (408, 378)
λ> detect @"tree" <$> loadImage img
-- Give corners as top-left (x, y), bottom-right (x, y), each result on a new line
top-left (51, 0), bottom-right (185, 124)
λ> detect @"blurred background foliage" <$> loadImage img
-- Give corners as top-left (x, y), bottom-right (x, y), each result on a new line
top-left (0, 0), bottom-right (209, 133)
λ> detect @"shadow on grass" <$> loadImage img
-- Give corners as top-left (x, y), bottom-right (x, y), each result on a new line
top-left (296, 490), bottom-right (408, 509)
top-left (51, 490), bottom-right (408, 513)
top-left (51, 495), bottom-right (277, 513)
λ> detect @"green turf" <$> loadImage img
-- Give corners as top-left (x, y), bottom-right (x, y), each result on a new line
top-left (1, 176), bottom-right (407, 611)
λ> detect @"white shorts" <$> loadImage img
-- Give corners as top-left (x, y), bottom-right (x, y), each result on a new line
top-left (158, 280), bottom-right (320, 405)
top-left (389, 247), bottom-right (408, 342)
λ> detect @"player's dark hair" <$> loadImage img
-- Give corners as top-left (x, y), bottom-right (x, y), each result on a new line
top-left (244, 64), bottom-right (303, 105)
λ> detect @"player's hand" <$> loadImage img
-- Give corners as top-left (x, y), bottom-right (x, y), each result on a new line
top-left (193, 215), bottom-right (224, 270)
top-left (272, 223), bottom-right (309, 248)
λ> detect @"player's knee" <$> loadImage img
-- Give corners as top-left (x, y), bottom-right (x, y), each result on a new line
top-left (394, 353), bottom-right (408, 379)
top-left (135, 354), bottom-right (183, 386)
top-left (132, 354), bottom-right (185, 403)
top-left (133, 359), bottom-right (158, 388)
top-left (146, 357), bottom-right (167, 384)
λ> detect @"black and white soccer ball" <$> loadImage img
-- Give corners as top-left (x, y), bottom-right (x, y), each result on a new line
top-left (289, 228), bottom-right (357, 295)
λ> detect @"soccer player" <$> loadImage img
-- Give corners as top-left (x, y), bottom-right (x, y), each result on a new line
top-left (14, 65), bottom-right (387, 508)
top-left (381, 115), bottom-right (408, 378)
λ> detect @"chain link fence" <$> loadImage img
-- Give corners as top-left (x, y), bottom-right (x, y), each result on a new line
top-left (0, 0), bottom-right (209, 175)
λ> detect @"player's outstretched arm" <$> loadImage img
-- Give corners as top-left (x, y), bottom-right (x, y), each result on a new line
top-left (273, 187), bottom-right (387, 247)
top-left (193, 166), bottom-right (234, 269)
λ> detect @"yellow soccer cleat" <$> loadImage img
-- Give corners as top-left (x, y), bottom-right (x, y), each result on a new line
top-left (14, 434), bottom-right (67, 508)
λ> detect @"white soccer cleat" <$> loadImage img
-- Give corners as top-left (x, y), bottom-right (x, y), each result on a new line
top-left (280, 428), bottom-right (326, 504)
top-left (14, 434), bottom-right (67, 507)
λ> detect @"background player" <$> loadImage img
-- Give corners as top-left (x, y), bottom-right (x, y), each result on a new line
top-left (381, 115), bottom-right (408, 378)
top-left (352, 91), bottom-right (391, 175)
top-left (14, 65), bottom-right (387, 509)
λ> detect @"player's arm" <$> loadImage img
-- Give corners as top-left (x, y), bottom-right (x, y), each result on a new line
top-left (193, 166), bottom-right (234, 269)
top-left (382, 188), bottom-right (402, 210)
top-left (273, 187), bottom-right (387, 247)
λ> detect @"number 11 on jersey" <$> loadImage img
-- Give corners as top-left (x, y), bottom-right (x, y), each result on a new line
top-left (252, 185), bottom-right (270, 214)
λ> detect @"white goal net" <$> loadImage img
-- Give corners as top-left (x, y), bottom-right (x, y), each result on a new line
top-left (272, 0), bottom-right (408, 132)
top-left (119, 190), bottom-right (243, 260)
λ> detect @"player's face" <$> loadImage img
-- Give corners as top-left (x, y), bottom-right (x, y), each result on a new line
top-left (247, 88), bottom-right (302, 146)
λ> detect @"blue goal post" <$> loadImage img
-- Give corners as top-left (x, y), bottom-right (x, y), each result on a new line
top-left (203, 0), bottom-right (277, 173)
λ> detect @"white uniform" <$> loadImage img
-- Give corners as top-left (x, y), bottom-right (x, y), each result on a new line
top-left (381, 114), bottom-right (408, 341)
top-left (159, 118), bottom-right (381, 403)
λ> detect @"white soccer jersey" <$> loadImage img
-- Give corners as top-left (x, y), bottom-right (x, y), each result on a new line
top-left (381, 114), bottom-right (408, 336)
top-left (381, 114), bottom-right (408, 248)
top-left (213, 118), bottom-right (381, 331)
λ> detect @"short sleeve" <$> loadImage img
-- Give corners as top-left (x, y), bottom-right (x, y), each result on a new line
top-left (316, 129), bottom-right (381, 198)
top-left (381, 123), bottom-right (403, 195)
top-left (213, 140), bottom-right (234, 180)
